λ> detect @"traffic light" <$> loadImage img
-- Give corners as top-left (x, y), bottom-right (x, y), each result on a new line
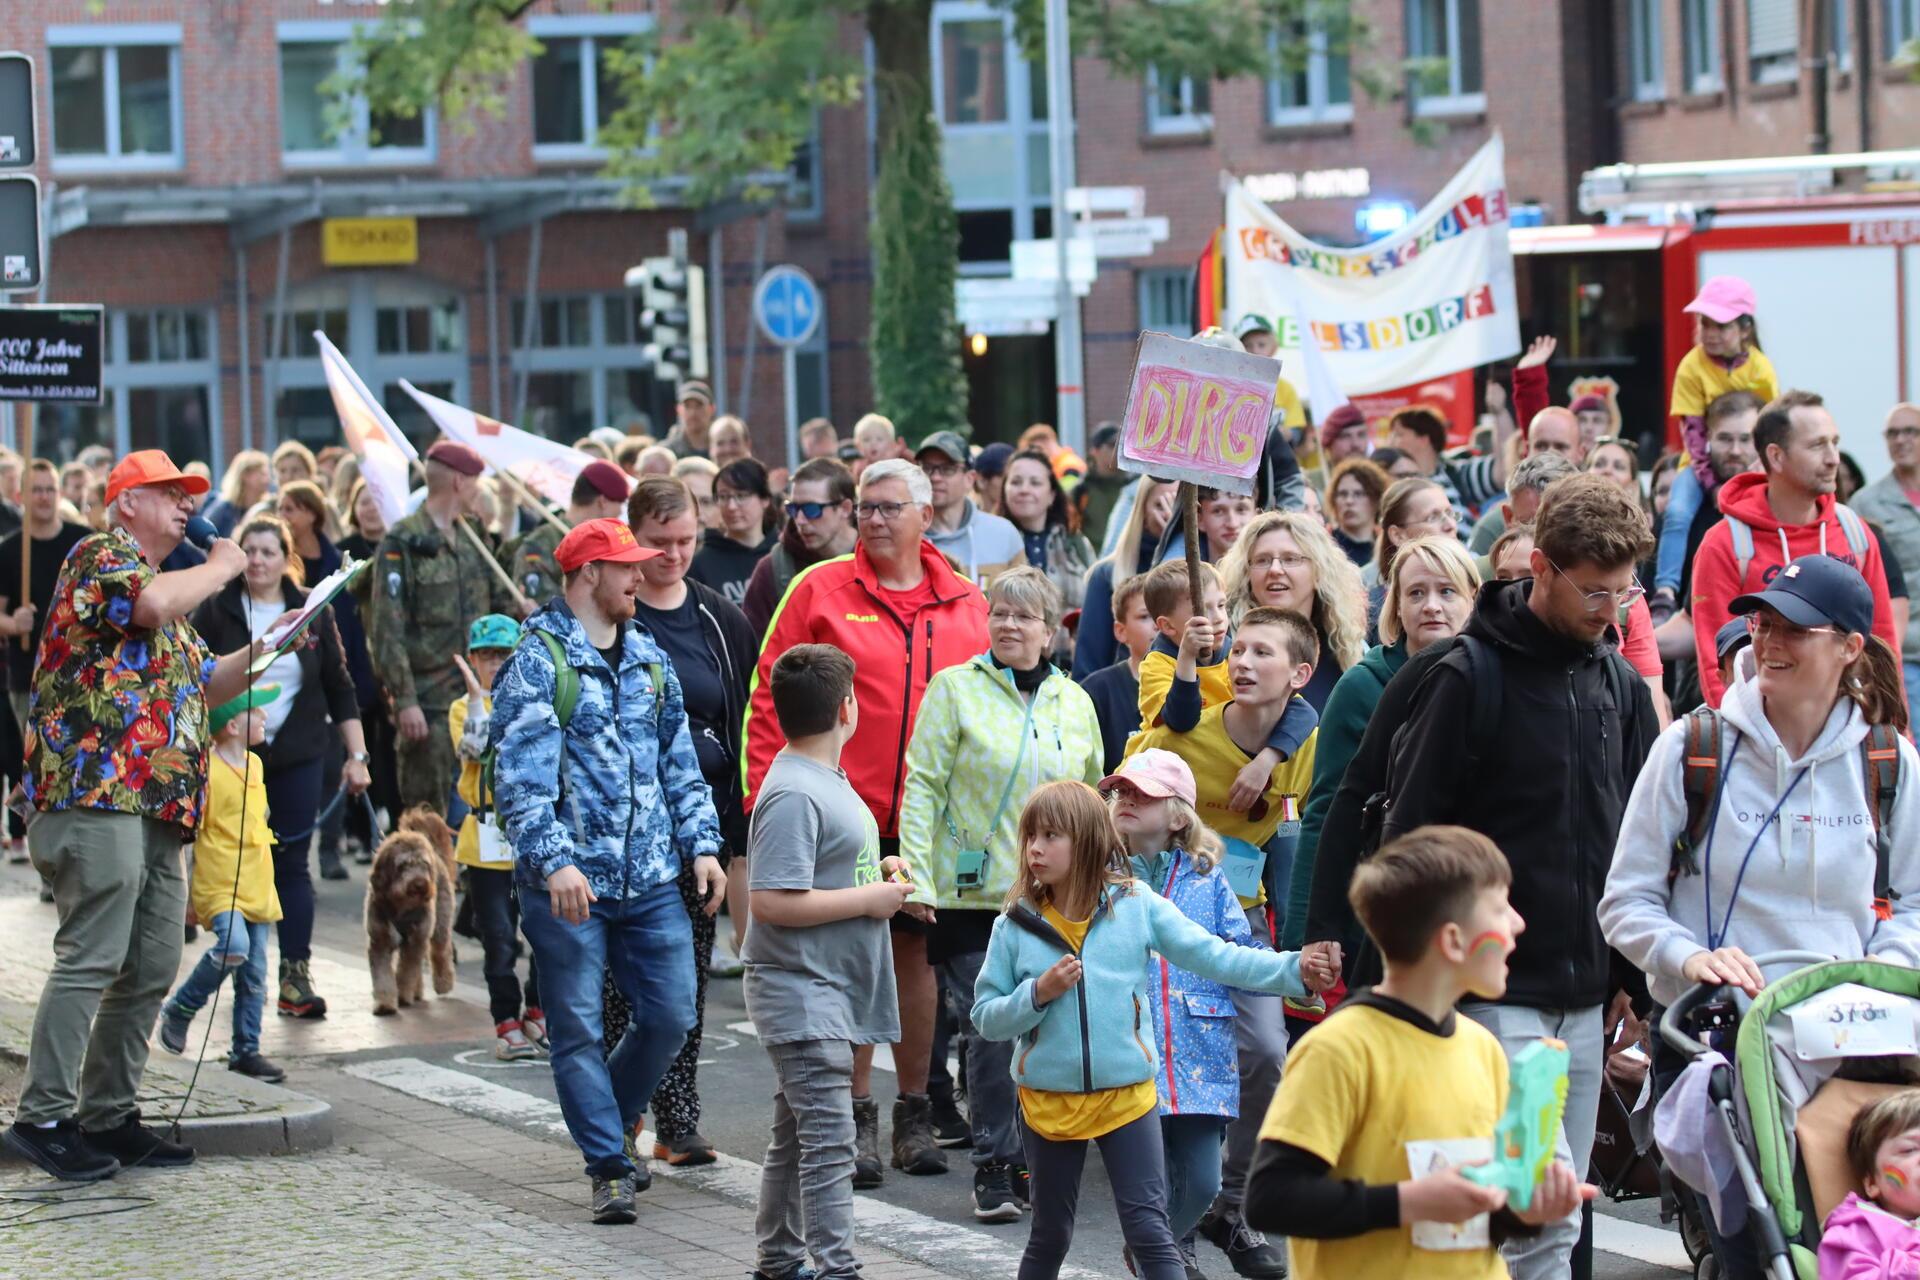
top-left (623, 256), bottom-right (708, 385)
top-left (0, 53), bottom-right (41, 291)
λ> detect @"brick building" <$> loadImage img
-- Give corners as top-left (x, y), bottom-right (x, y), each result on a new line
top-left (4, 0), bottom-right (1917, 468)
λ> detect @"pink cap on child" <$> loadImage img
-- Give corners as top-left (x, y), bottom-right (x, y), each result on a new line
top-left (1099, 748), bottom-right (1198, 807)
top-left (1683, 276), bottom-right (1757, 325)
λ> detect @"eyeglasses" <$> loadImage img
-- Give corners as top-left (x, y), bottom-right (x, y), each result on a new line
top-left (715, 492), bottom-right (760, 508)
top-left (1545, 555), bottom-right (1645, 612)
top-left (856, 501), bottom-right (911, 523)
top-left (1746, 613), bottom-right (1842, 644)
top-left (1251, 553), bottom-right (1311, 574)
top-left (988, 608), bottom-right (1046, 627)
top-left (1887, 426), bottom-right (1920, 442)
top-left (1403, 508), bottom-right (1458, 531)
top-left (920, 461), bottom-right (966, 480)
top-left (785, 500), bottom-right (839, 521)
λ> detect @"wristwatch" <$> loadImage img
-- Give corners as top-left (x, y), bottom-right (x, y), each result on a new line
top-left (348, 751), bottom-right (371, 764)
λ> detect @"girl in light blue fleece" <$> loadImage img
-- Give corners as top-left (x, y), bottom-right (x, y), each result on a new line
top-left (972, 779), bottom-right (1335, 1280)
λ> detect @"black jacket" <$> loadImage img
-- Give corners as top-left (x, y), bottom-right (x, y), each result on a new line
top-left (1379, 578), bottom-right (1657, 1010)
top-left (655, 578), bottom-right (757, 860)
top-left (191, 578), bottom-right (360, 773)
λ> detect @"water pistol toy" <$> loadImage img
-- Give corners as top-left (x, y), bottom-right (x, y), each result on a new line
top-left (1462, 1037), bottom-right (1569, 1212)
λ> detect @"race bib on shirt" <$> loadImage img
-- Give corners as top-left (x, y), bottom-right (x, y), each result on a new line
top-left (1406, 1137), bottom-right (1494, 1251)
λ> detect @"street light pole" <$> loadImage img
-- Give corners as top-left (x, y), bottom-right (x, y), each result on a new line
top-left (1044, 0), bottom-right (1085, 453)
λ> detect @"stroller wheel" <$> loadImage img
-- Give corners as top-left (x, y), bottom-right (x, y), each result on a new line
top-left (1679, 1206), bottom-right (1712, 1264)
top-left (1694, 1254), bottom-right (1719, 1280)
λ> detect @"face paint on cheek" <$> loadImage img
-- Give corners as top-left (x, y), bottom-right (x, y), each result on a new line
top-left (1883, 1166), bottom-right (1909, 1192)
top-left (1468, 931), bottom-right (1510, 961)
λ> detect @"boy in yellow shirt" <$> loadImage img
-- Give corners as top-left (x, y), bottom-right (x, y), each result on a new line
top-left (157, 685), bottom-right (285, 1083)
top-left (1244, 825), bottom-right (1592, 1280)
top-left (449, 613), bottom-right (545, 1061)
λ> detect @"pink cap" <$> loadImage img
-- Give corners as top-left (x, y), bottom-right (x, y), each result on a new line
top-left (1099, 748), bottom-right (1197, 807)
top-left (1683, 276), bottom-right (1757, 325)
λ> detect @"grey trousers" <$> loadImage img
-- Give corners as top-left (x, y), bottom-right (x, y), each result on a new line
top-left (1216, 905), bottom-right (1289, 1215)
top-left (1460, 1000), bottom-right (1604, 1280)
top-left (19, 809), bottom-right (186, 1129)
top-left (756, 1037), bottom-right (860, 1280)
top-left (939, 948), bottom-right (1021, 1166)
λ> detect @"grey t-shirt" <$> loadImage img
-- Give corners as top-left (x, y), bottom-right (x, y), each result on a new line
top-left (742, 752), bottom-right (900, 1046)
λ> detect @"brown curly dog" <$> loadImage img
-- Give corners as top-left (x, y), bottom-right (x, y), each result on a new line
top-left (365, 807), bottom-right (458, 1016)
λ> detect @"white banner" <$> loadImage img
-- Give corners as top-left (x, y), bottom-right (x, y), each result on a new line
top-left (399, 380), bottom-right (628, 507)
top-left (316, 331), bottom-right (414, 528)
top-left (1224, 133), bottom-right (1521, 398)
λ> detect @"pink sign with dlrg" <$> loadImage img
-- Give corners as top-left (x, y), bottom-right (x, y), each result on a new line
top-left (1117, 332), bottom-right (1280, 494)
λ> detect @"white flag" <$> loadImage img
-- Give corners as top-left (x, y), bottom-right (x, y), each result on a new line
top-left (316, 332), bottom-right (414, 527)
top-left (399, 381), bottom-right (627, 507)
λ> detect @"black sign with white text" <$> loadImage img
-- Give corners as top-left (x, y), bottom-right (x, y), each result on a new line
top-left (0, 305), bottom-right (104, 404)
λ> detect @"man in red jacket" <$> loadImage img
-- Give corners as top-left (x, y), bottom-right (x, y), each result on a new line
top-left (1692, 389), bottom-right (1901, 706)
top-left (745, 457), bottom-right (989, 1187)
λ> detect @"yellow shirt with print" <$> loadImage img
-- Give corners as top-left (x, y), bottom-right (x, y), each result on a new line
top-left (1260, 1000), bottom-right (1511, 1280)
top-left (449, 694), bottom-right (504, 870)
top-left (1129, 699), bottom-right (1316, 907)
top-left (1016, 903), bottom-right (1160, 1142)
top-left (1134, 647), bottom-right (1233, 739)
top-left (191, 751), bottom-right (281, 927)
top-left (1669, 346), bottom-right (1778, 419)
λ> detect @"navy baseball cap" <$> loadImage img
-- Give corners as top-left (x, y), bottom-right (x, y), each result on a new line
top-left (1713, 616), bottom-right (1752, 663)
top-left (974, 442), bottom-right (1015, 478)
top-left (1730, 554), bottom-right (1875, 637)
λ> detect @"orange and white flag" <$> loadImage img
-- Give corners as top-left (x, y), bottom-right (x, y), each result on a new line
top-left (399, 380), bottom-right (626, 507)
top-left (316, 331), bottom-right (415, 527)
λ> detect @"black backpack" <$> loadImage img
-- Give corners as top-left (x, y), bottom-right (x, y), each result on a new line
top-left (1666, 705), bottom-right (1903, 919)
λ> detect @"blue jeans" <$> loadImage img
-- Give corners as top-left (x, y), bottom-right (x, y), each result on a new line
top-left (519, 877), bottom-right (696, 1177)
top-left (1160, 1113), bottom-right (1227, 1240)
top-left (1655, 468), bottom-right (1704, 593)
top-left (165, 910), bottom-right (270, 1059)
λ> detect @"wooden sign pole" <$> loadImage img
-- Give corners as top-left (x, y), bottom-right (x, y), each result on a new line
top-left (16, 401), bottom-right (28, 651)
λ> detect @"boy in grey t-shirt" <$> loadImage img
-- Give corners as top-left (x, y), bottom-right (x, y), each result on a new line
top-left (744, 644), bottom-right (917, 1280)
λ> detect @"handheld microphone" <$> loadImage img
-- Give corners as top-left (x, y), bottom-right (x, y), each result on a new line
top-left (184, 515), bottom-right (219, 551)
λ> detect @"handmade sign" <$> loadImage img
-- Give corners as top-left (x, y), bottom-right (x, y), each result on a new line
top-left (1116, 331), bottom-right (1281, 497)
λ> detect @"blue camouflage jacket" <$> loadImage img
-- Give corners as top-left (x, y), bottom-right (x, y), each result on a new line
top-left (490, 598), bottom-right (721, 899)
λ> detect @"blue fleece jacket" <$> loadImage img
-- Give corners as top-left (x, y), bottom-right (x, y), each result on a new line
top-left (972, 881), bottom-right (1304, 1096)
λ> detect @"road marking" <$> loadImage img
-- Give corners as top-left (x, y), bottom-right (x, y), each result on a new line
top-left (347, 1055), bottom-right (1106, 1280)
top-left (1590, 1212), bottom-right (1692, 1272)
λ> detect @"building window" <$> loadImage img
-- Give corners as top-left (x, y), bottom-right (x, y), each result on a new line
top-left (1829, 0), bottom-right (1854, 71)
top-left (46, 26), bottom-right (183, 171)
top-left (1747, 0), bottom-right (1800, 83)
top-left (1145, 64), bottom-right (1212, 135)
top-left (41, 307), bottom-right (220, 469)
top-left (509, 291), bottom-right (660, 440)
top-left (1138, 268), bottom-right (1195, 338)
top-left (1889, 0), bottom-right (1920, 55)
top-left (931, 6), bottom-right (1052, 272)
top-left (1626, 0), bottom-right (1665, 99)
top-left (786, 113), bottom-right (823, 223)
top-left (126, 308), bottom-right (207, 364)
top-left (1682, 0), bottom-right (1724, 89)
top-left (1407, 0), bottom-right (1485, 113)
top-left (268, 308), bottom-right (350, 360)
top-left (278, 25), bottom-right (435, 167)
top-left (376, 302), bottom-right (461, 356)
top-left (941, 19), bottom-right (1009, 123)
top-left (510, 297), bottom-right (594, 349)
top-left (1267, 24), bottom-right (1353, 124)
top-left (529, 19), bottom-right (645, 157)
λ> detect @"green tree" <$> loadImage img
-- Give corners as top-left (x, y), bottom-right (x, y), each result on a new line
top-left (351, 0), bottom-right (1396, 443)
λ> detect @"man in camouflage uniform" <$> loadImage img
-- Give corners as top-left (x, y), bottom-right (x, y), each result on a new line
top-left (368, 440), bottom-right (523, 814)
top-left (501, 459), bottom-right (632, 609)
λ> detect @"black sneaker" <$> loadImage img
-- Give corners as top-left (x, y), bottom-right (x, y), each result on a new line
top-left (653, 1130), bottom-right (717, 1167)
top-left (972, 1160), bottom-right (1022, 1223)
top-left (228, 1051), bottom-right (287, 1083)
top-left (79, 1113), bottom-right (195, 1169)
top-left (318, 848), bottom-right (349, 881)
top-left (852, 1096), bottom-right (883, 1189)
top-left (747, 1268), bottom-right (819, 1280)
top-left (928, 1090), bottom-right (971, 1148)
top-left (1197, 1208), bottom-right (1288, 1279)
top-left (2, 1120), bottom-right (120, 1182)
top-left (591, 1171), bottom-right (638, 1224)
top-left (156, 1002), bottom-right (192, 1056)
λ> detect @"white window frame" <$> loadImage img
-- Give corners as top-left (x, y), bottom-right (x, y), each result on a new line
top-left (1266, 26), bottom-right (1354, 125)
top-left (507, 291), bottom-right (655, 439)
top-left (1889, 0), bottom-right (1920, 55)
top-left (1627, 0), bottom-right (1666, 100)
top-left (1829, 0), bottom-right (1854, 71)
top-left (1145, 63), bottom-right (1212, 136)
top-left (526, 14), bottom-right (652, 163)
top-left (786, 110), bottom-right (823, 224)
top-left (1746, 0), bottom-right (1801, 84)
top-left (45, 24), bottom-right (185, 174)
top-left (1682, 0), bottom-right (1725, 90)
top-left (1137, 267), bottom-right (1195, 338)
top-left (930, 3), bottom-right (1052, 275)
top-left (278, 21), bottom-right (437, 170)
top-left (1408, 0), bottom-right (1486, 116)
top-left (64, 307), bottom-right (224, 470)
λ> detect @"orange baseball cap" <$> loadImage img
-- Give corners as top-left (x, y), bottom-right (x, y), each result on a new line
top-left (105, 450), bottom-right (212, 504)
top-left (554, 518), bottom-right (660, 573)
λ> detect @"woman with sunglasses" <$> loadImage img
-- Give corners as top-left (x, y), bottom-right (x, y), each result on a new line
top-left (1602, 555), bottom-right (1920, 1279)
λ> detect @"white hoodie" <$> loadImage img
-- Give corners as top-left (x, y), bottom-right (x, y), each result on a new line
top-left (1599, 661), bottom-right (1920, 1008)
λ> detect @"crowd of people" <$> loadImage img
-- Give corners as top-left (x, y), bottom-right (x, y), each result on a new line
top-left (11, 274), bottom-right (1920, 1280)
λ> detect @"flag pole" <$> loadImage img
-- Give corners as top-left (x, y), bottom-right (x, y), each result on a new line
top-left (405, 456), bottom-right (534, 616)
top-left (488, 463), bottom-right (573, 537)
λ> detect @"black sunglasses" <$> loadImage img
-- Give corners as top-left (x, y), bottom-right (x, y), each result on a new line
top-left (785, 500), bottom-right (843, 520)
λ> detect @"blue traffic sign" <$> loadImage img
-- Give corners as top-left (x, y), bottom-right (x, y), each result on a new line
top-left (753, 265), bottom-right (820, 347)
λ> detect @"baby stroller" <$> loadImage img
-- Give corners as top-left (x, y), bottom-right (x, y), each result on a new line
top-left (1660, 950), bottom-right (1920, 1280)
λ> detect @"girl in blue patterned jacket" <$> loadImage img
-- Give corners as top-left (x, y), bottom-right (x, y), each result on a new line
top-left (1104, 748), bottom-right (1263, 1268)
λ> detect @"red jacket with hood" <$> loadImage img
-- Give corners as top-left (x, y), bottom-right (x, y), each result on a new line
top-left (1690, 471), bottom-right (1900, 707)
top-left (744, 538), bottom-right (989, 837)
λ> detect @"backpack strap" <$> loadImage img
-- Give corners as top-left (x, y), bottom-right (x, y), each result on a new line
top-left (1453, 634), bottom-right (1502, 776)
top-left (1864, 722), bottom-right (1902, 921)
top-left (1835, 503), bottom-right (1873, 561)
top-left (1671, 706), bottom-right (1723, 885)
top-left (1726, 514), bottom-right (1755, 590)
top-left (537, 629), bottom-right (578, 728)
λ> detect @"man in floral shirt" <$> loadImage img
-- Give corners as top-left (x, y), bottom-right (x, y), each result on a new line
top-left (4, 451), bottom-right (257, 1184)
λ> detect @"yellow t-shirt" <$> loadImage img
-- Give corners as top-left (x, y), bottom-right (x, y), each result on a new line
top-left (1129, 700), bottom-right (1316, 906)
top-left (191, 750), bottom-right (281, 927)
top-left (1669, 346), bottom-right (1778, 419)
top-left (1134, 647), bottom-right (1233, 736)
top-left (1274, 376), bottom-right (1306, 429)
top-left (449, 695), bottom-right (506, 870)
top-left (1017, 903), bottom-right (1159, 1142)
top-left (1261, 999), bottom-right (1511, 1280)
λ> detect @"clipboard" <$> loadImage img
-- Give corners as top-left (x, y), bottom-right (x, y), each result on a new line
top-left (249, 555), bottom-right (370, 674)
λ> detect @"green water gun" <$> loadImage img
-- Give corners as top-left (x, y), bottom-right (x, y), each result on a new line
top-left (1462, 1037), bottom-right (1569, 1212)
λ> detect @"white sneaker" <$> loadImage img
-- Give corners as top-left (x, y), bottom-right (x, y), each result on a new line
top-left (494, 1020), bottom-right (538, 1061)
top-left (520, 1010), bottom-right (548, 1052)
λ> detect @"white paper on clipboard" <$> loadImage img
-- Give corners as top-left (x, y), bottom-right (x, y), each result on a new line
top-left (250, 556), bottom-right (369, 674)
